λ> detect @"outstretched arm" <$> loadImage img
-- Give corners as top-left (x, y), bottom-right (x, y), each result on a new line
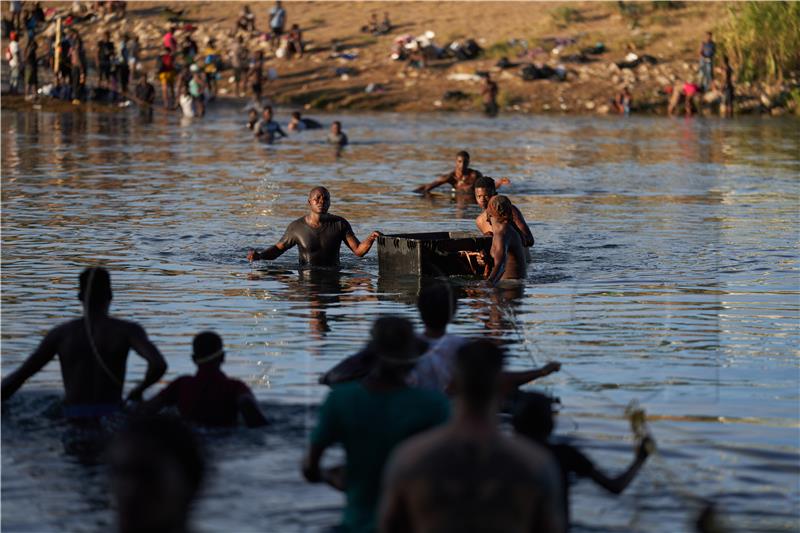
top-left (126, 323), bottom-right (167, 402)
top-left (1, 327), bottom-right (61, 401)
top-left (345, 231), bottom-right (382, 257)
top-left (248, 240), bottom-right (290, 261)
top-left (500, 362), bottom-right (561, 396)
top-left (413, 173), bottom-right (453, 194)
top-left (589, 437), bottom-right (653, 494)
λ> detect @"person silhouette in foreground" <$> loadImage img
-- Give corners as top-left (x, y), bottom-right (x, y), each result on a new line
top-left (1, 267), bottom-right (167, 419)
top-left (303, 316), bottom-right (451, 533)
top-left (513, 391), bottom-right (653, 529)
top-left (320, 282), bottom-right (561, 395)
top-left (380, 340), bottom-right (565, 533)
top-left (109, 415), bottom-right (205, 533)
top-left (247, 186), bottom-right (381, 268)
top-left (142, 331), bottom-right (268, 427)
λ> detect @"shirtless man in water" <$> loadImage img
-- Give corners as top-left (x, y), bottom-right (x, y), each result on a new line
top-left (380, 340), bottom-right (564, 533)
top-left (247, 186), bottom-right (381, 268)
top-left (486, 195), bottom-right (527, 284)
top-left (1, 267), bottom-right (167, 418)
top-left (474, 176), bottom-right (534, 247)
top-left (414, 151), bottom-right (509, 195)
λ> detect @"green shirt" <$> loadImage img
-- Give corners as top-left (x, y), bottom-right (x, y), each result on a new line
top-left (311, 381), bottom-right (451, 533)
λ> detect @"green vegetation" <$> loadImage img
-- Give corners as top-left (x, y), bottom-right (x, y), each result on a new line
top-left (550, 6), bottom-right (582, 28)
top-left (717, 2), bottom-right (800, 83)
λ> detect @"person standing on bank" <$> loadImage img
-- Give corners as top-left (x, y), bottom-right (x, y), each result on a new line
top-left (247, 186), bottom-right (381, 268)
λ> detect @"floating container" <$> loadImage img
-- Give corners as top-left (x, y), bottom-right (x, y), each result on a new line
top-left (377, 232), bottom-right (492, 277)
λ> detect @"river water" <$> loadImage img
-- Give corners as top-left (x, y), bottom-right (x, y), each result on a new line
top-left (1, 107), bottom-right (798, 532)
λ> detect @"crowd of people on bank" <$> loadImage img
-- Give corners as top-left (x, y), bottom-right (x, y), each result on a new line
top-left (3, 0), bottom-right (736, 119)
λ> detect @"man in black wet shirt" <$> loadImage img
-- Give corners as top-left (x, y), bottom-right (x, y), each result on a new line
top-left (247, 187), bottom-right (381, 267)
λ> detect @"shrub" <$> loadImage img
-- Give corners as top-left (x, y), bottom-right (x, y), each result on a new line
top-left (717, 2), bottom-right (800, 83)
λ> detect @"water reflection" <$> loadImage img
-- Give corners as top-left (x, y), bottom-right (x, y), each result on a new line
top-left (2, 109), bottom-right (798, 532)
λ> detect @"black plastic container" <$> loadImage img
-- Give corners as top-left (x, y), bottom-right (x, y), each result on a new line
top-left (377, 232), bottom-right (491, 277)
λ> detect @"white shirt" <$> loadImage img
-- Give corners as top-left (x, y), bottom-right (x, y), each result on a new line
top-left (407, 333), bottom-right (467, 392)
top-left (8, 41), bottom-right (20, 69)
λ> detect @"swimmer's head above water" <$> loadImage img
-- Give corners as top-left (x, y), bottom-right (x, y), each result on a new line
top-left (308, 186), bottom-right (331, 215)
top-left (455, 150), bottom-right (470, 174)
top-left (191, 331), bottom-right (225, 367)
top-left (474, 176), bottom-right (497, 209)
top-left (262, 105), bottom-right (273, 121)
top-left (79, 267), bottom-right (112, 313)
top-left (488, 195), bottom-right (512, 223)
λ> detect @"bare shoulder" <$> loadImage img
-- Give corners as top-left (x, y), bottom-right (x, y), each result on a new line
top-left (108, 317), bottom-right (148, 338)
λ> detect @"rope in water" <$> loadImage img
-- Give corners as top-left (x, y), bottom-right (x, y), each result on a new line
top-left (494, 295), bottom-right (726, 530)
top-left (83, 267), bottom-right (124, 388)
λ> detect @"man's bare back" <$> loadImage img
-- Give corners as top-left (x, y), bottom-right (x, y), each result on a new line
top-left (381, 425), bottom-right (564, 533)
top-left (54, 317), bottom-right (160, 405)
top-left (1, 267), bottom-right (166, 409)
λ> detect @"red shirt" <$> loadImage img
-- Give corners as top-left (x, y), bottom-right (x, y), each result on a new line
top-left (155, 367), bottom-right (253, 427)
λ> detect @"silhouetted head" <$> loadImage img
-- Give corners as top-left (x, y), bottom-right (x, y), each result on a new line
top-left (291, 111), bottom-right (301, 120)
top-left (455, 150), bottom-right (470, 173)
top-left (308, 186), bottom-right (331, 214)
top-left (474, 176), bottom-right (497, 209)
top-left (110, 416), bottom-right (205, 533)
top-left (192, 331), bottom-right (224, 368)
top-left (370, 316), bottom-right (426, 377)
top-left (262, 105), bottom-right (273, 120)
top-left (418, 282), bottom-right (457, 331)
top-left (488, 195), bottom-right (512, 223)
top-left (512, 391), bottom-right (557, 442)
top-left (79, 267), bottom-right (112, 312)
top-left (331, 121), bottom-right (342, 134)
top-left (104, 30), bottom-right (110, 41)
top-left (453, 340), bottom-right (504, 413)
top-left (706, 31), bottom-right (712, 41)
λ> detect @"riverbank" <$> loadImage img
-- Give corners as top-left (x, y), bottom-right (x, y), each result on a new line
top-left (2, 1), bottom-right (798, 116)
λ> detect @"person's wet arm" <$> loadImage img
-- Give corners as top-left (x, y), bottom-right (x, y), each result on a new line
top-left (1, 327), bottom-right (61, 401)
top-left (248, 239), bottom-right (290, 261)
top-left (500, 362), bottom-right (561, 396)
top-left (487, 231), bottom-right (508, 285)
top-left (414, 173), bottom-right (453, 193)
top-left (345, 230), bottom-right (382, 257)
top-left (237, 390), bottom-right (269, 427)
top-left (512, 205), bottom-right (534, 246)
top-left (587, 437), bottom-right (652, 494)
top-left (126, 323), bottom-right (167, 402)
